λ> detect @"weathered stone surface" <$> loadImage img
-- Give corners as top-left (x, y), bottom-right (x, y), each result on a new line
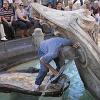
top-left (31, 3), bottom-right (100, 99)
top-left (0, 72), bottom-right (69, 96)
top-left (0, 37), bottom-right (37, 71)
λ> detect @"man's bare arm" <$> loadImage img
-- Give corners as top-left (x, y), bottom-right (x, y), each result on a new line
top-left (40, 59), bottom-right (59, 76)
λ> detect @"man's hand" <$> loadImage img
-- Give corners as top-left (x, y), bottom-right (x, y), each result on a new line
top-left (72, 42), bottom-right (80, 48)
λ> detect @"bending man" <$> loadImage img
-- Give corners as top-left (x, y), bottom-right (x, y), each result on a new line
top-left (33, 36), bottom-right (79, 91)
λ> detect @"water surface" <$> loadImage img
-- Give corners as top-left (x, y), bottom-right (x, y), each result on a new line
top-left (0, 60), bottom-right (96, 100)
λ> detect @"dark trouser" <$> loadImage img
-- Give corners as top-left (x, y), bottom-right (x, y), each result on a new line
top-left (12, 21), bottom-right (19, 32)
top-left (17, 20), bottom-right (32, 30)
top-left (2, 21), bottom-right (15, 40)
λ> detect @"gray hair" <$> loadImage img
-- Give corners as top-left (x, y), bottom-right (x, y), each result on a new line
top-left (32, 28), bottom-right (44, 49)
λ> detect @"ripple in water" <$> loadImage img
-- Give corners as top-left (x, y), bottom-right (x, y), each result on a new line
top-left (0, 60), bottom-right (96, 100)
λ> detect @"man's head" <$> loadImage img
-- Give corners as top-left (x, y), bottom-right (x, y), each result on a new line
top-left (14, 0), bottom-right (23, 8)
top-left (18, 2), bottom-right (24, 9)
top-left (56, 1), bottom-right (63, 10)
top-left (93, 0), bottom-right (99, 8)
top-left (68, 1), bottom-right (73, 8)
top-left (32, 28), bottom-right (44, 48)
top-left (3, 0), bottom-right (9, 8)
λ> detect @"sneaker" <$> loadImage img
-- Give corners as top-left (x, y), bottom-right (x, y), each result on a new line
top-left (32, 84), bottom-right (40, 91)
top-left (1, 37), bottom-right (8, 41)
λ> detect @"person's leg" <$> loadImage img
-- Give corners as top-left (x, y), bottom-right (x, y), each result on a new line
top-left (12, 21), bottom-right (18, 35)
top-left (49, 57), bottom-right (61, 80)
top-left (24, 21), bottom-right (32, 36)
top-left (2, 21), bottom-right (15, 40)
top-left (33, 20), bottom-right (41, 29)
top-left (17, 20), bottom-right (27, 38)
top-left (20, 30), bottom-right (26, 38)
top-left (35, 62), bottom-right (49, 85)
top-left (25, 21), bottom-right (32, 28)
top-left (35, 48), bottom-right (49, 85)
top-left (36, 52), bottom-right (59, 83)
top-left (29, 17), bottom-right (34, 26)
top-left (54, 57), bottom-right (61, 71)
top-left (23, 29), bottom-right (30, 37)
top-left (2, 21), bottom-right (11, 39)
top-left (50, 56), bottom-right (65, 83)
top-left (0, 23), bottom-right (7, 39)
top-left (35, 49), bottom-right (58, 86)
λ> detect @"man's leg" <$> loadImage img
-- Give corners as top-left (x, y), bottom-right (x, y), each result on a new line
top-left (35, 51), bottom-right (58, 86)
top-left (9, 25), bottom-right (15, 39)
top-left (0, 24), bottom-right (6, 38)
top-left (2, 21), bottom-right (14, 40)
top-left (35, 62), bottom-right (49, 85)
top-left (54, 57), bottom-right (61, 71)
top-left (35, 48), bottom-right (49, 85)
top-left (54, 56), bottom-right (65, 71)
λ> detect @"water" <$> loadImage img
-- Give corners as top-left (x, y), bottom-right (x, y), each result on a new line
top-left (0, 60), bottom-right (96, 100)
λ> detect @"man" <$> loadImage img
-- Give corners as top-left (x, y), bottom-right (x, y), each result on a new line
top-left (25, 0), bottom-right (41, 29)
top-left (91, 0), bottom-right (100, 17)
top-left (33, 36), bottom-right (79, 91)
top-left (55, 1), bottom-right (64, 10)
top-left (0, 0), bottom-right (15, 40)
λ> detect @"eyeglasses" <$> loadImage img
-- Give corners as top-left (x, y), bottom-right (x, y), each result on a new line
top-left (19, 5), bottom-right (23, 6)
